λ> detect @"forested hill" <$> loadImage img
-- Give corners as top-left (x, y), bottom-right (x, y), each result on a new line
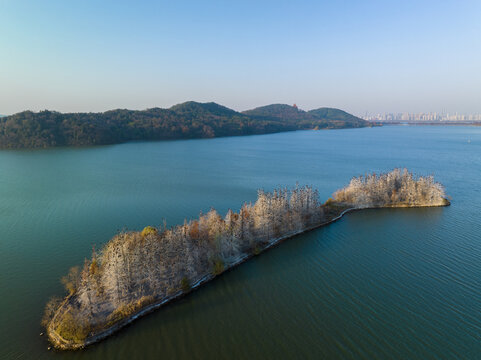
top-left (0, 102), bottom-right (371, 149)
top-left (243, 104), bottom-right (367, 128)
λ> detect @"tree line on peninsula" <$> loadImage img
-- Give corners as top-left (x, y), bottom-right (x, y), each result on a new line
top-left (44, 169), bottom-right (448, 349)
top-left (333, 169), bottom-right (449, 207)
top-left (0, 102), bottom-right (370, 149)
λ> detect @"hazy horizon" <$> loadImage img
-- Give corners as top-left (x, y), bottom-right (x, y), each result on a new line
top-left (1, 0), bottom-right (480, 116)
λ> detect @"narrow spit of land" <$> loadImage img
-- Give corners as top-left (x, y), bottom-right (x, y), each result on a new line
top-left (43, 169), bottom-right (449, 350)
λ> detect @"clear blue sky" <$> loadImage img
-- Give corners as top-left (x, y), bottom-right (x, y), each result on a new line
top-left (1, 0), bottom-right (480, 116)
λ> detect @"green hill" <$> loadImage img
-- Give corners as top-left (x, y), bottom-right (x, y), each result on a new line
top-left (308, 107), bottom-right (366, 127)
top-left (244, 104), bottom-right (367, 129)
top-left (0, 102), bottom-right (371, 149)
top-left (170, 101), bottom-right (241, 118)
top-left (242, 104), bottom-right (308, 121)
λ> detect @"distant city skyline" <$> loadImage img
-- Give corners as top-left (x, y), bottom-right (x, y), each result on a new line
top-left (1, 0), bottom-right (481, 116)
top-left (364, 111), bottom-right (481, 122)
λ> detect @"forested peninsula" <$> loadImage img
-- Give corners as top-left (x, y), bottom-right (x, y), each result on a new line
top-left (0, 102), bottom-right (371, 149)
top-left (43, 169), bottom-right (449, 350)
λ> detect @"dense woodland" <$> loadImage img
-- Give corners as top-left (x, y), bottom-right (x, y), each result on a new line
top-left (45, 170), bottom-right (448, 348)
top-left (243, 104), bottom-right (368, 129)
top-left (0, 102), bottom-right (370, 149)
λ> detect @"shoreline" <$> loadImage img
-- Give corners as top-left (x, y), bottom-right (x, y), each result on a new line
top-left (47, 202), bottom-right (448, 350)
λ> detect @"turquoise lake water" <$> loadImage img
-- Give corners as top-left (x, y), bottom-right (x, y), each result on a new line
top-left (0, 125), bottom-right (480, 359)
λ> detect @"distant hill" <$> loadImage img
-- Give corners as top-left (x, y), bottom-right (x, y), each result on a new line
top-left (308, 107), bottom-right (367, 128)
top-left (0, 102), bottom-right (371, 149)
top-left (243, 104), bottom-right (308, 121)
top-left (170, 101), bottom-right (240, 118)
top-left (244, 104), bottom-right (367, 128)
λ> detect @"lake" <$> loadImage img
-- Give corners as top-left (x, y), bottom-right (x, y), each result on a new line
top-left (1, 125), bottom-right (480, 359)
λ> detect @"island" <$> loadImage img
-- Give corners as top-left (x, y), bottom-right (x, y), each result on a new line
top-left (43, 169), bottom-right (449, 350)
top-left (0, 102), bottom-right (373, 149)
